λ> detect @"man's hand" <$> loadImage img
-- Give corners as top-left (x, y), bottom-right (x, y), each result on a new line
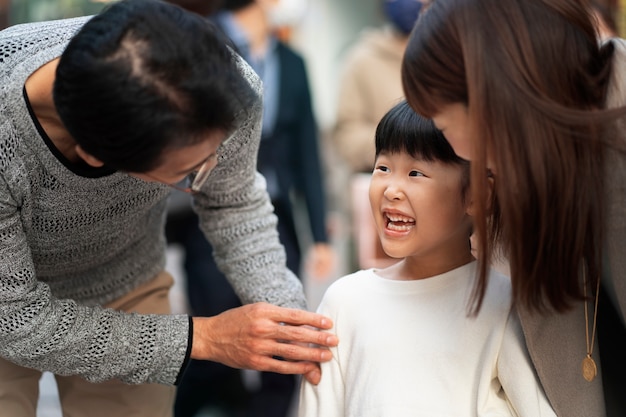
top-left (191, 302), bottom-right (338, 384)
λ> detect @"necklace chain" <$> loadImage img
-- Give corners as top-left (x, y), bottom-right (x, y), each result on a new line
top-left (582, 265), bottom-right (601, 382)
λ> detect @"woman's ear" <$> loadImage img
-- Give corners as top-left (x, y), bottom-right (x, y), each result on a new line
top-left (75, 145), bottom-right (104, 168)
top-left (465, 174), bottom-right (495, 217)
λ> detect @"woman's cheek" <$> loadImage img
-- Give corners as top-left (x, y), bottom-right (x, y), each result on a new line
top-left (444, 132), bottom-right (471, 161)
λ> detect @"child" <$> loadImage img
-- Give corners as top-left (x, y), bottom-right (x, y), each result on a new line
top-left (298, 101), bottom-right (556, 417)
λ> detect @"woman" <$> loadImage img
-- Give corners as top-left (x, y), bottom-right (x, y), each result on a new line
top-left (0, 1), bottom-right (336, 415)
top-left (401, 0), bottom-right (626, 416)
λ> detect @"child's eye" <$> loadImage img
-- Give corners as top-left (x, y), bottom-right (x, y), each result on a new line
top-left (409, 170), bottom-right (425, 177)
top-left (375, 165), bottom-right (390, 173)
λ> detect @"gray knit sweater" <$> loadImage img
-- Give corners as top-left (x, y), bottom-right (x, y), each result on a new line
top-left (0, 16), bottom-right (306, 385)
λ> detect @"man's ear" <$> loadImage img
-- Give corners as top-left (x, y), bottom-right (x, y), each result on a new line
top-left (75, 145), bottom-right (104, 168)
top-left (465, 175), bottom-right (495, 217)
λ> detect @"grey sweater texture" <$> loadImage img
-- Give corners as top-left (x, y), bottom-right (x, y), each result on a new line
top-left (0, 16), bottom-right (306, 385)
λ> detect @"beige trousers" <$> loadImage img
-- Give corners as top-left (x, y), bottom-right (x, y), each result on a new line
top-left (0, 271), bottom-right (177, 417)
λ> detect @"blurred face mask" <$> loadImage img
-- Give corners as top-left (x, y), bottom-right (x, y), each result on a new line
top-left (265, 0), bottom-right (308, 28)
top-left (384, 0), bottom-right (423, 35)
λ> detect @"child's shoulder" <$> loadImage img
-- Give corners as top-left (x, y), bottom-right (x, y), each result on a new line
top-left (325, 269), bottom-right (375, 291)
top-left (481, 267), bottom-right (513, 309)
top-left (487, 267), bottom-right (511, 288)
top-left (315, 269), bottom-right (376, 315)
top-left (318, 269), bottom-right (376, 302)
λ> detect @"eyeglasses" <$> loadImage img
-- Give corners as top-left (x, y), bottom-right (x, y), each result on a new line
top-left (188, 131), bottom-right (238, 192)
top-left (144, 152), bottom-right (219, 194)
top-left (189, 153), bottom-right (219, 192)
top-left (170, 153), bottom-right (219, 194)
top-left (145, 132), bottom-right (234, 193)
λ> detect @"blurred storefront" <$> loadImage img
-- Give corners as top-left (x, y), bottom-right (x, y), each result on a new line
top-left (3, 0), bottom-right (106, 27)
top-left (620, 0), bottom-right (626, 34)
top-left (0, 0), bottom-right (8, 29)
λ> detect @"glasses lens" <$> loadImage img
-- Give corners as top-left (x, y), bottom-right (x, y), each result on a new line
top-left (191, 155), bottom-right (218, 192)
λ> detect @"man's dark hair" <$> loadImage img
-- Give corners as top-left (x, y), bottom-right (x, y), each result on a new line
top-left (218, 0), bottom-right (253, 12)
top-left (54, 0), bottom-right (257, 172)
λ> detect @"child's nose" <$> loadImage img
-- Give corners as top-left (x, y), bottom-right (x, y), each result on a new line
top-left (383, 184), bottom-right (404, 200)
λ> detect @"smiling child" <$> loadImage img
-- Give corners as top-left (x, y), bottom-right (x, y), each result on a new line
top-left (297, 100), bottom-right (556, 417)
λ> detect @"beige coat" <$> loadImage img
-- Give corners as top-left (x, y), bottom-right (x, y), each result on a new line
top-left (519, 38), bottom-right (626, 417)
top-left (333, 25), bottom-right (407, 173)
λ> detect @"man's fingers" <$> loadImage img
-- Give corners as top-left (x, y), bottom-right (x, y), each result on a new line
top-left (191, 303), bottom-right (337, 378)
top-left (263, 303), bottom-right (334, 330)
top-left (304, 367), bottom-right (322, 385)
top-left (255, 356), bottom-right (321, 378)
top-left (271, 322), bottom-right (338, 348)
top-left (245, 303), bottom-right (338, 347)
top-left (269, 340), bottom-right (333, 363)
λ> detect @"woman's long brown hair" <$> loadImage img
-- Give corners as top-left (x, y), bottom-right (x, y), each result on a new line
top-left (402, 0), bottom-right (626, 313)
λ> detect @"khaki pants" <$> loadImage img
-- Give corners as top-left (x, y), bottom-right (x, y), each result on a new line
top-left (0, 271), bottom-right (177, 417)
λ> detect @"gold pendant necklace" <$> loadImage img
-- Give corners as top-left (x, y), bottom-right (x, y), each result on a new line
top-left (582, 267), bottom-right (600, 382)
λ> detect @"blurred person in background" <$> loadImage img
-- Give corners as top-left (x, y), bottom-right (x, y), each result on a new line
top-left (333, 0), bottom-right (427, 173)
top-left (165, 0), bottom-right (335, 416)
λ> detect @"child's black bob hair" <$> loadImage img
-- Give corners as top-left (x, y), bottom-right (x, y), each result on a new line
top-left (375, 100), bottom-right (467, 166)
top-left (375, 100), bottom-right (470, 199)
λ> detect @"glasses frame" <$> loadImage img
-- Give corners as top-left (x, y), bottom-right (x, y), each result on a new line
top-left (189, 154), bottom-right (219, 192)
top-left (158, 153), bottom-right (218, 194)
top-left (144, 131), bottom-right (235, 194)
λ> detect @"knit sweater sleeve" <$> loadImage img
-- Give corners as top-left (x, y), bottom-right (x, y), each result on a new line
top-left (0, 17), bottom-right (189, 386)
top-left (191, 55), bottom-right (307, 310)
top-left (0, 167), bottom-right (189, 385)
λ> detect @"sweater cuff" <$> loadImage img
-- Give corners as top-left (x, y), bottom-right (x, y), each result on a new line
top-left (174, 315), bottom-right (194, 385)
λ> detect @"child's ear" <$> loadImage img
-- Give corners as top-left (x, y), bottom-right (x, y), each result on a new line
top-left (465, 174), bottom-right (495, 217)
top-left (75, 144), bottom-right (104, 168)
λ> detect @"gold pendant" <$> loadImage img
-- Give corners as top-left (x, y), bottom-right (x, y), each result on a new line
top-left (582, 355), bottom-right (597, 382)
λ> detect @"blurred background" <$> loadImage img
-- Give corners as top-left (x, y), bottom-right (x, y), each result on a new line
top-left (4, 0), bottom-right (622, 133)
